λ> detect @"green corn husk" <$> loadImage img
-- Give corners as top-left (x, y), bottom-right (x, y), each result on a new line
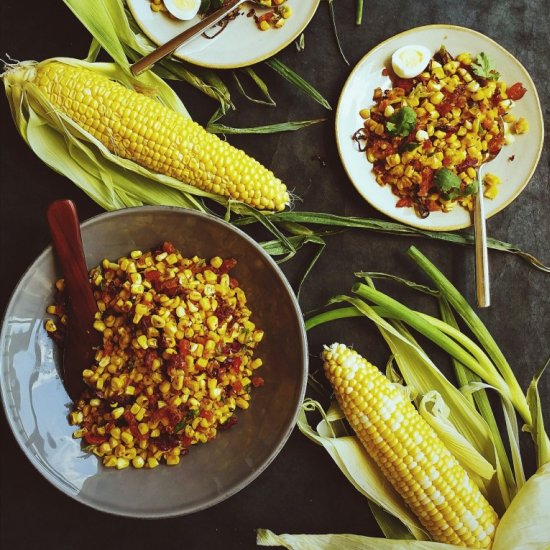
top-left (298, 252), bottom-right (549, 542)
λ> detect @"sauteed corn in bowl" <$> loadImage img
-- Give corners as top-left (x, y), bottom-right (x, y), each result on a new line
top-left (0, 206), bottom-right (307, 517)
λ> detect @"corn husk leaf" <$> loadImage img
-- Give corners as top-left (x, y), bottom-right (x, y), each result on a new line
top-left (525, 361), bottom-right (550, 468)
top-left (256, 529), bottom-right (464, 549)
top-left (407, 247), bottom-right (532, 425)
top-left (462, 381), bottom-right (526, 491)
top-left (206, 119), bottom-right (326, 135)
top-left (418, 391), bottom-right (495, 480)
top-left (368, 502), bottom-right (416, 540)
top-left (492, 463), bottom-right (550, 550)
top-left (298, 400), bottom-right (427, 541)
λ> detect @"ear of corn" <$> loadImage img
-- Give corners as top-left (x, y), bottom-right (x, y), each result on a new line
top-left (7, 60), bottom-right (289, 211)
top-left (323, 343), bottom-right (499, 548)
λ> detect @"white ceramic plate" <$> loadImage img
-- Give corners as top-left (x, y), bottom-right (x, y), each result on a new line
top-left (126, 0), bottom-right (320, 69)
top-left (335, 25), bottom-right (544, 231)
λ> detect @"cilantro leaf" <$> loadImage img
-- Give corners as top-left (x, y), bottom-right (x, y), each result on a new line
top-left (472, 52), bottom-right (501, 81)
top-left (436, 170), bottom-right (479, 201)
top-left (386, 107), bottom-right (416, 137)
top-left (398, 141), bottom-right (420, 153)
top-left (434, 168), bottom-right (461, 193)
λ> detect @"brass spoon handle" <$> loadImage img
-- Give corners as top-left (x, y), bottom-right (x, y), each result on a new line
top-left (130, 0), bottom-right (246, 76)
top-left (474, 186), bottom-right (490, 308)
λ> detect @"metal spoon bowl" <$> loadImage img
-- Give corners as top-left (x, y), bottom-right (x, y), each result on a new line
top-left (131, 0), bottom-right (287, 76)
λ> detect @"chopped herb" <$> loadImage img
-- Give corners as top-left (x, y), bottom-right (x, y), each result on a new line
top-left (174, 421), bottom-right (186, 433)
top-left (434, 167), bottom-right (461, 193)
top-left (386, 107), bottom-right (416, 137)
top-left (472, 52), bottom-right (501, 81)
top-left (437, 170), bottom-right (478, 200)
top-left (398, 141), bottom-right (420, 153)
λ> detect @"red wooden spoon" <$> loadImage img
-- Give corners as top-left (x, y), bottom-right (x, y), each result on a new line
top-left (47, 200), bottom-right (101, 402)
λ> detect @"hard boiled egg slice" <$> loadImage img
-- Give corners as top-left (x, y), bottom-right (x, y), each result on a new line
top-left (164, 0), bottom-right (201, 21)
top-left (391, 45), bottom-right (432, 79)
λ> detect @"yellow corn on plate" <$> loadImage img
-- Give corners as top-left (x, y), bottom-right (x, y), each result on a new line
top-left (21, 60), bottom-right (289, 211)
top-left (323, 343), bottom-right (499, 548)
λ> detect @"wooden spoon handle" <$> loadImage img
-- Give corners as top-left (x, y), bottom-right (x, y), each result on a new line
top-left (46, 200), bottom-right (97, 331)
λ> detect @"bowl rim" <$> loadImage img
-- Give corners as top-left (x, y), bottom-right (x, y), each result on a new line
top-left (0, 205), bottom-right (308, 518)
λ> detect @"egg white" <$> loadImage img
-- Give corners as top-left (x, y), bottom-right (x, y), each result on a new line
top-left (391, 45), bottom-right (431, 79)
top-left (164, 0), bottom-right (201, 21)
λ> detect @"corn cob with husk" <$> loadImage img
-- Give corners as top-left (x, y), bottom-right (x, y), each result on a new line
top-left (323, 343), bottom-right (499, 548)
top-left (3, 60), bottom-right (289, 211)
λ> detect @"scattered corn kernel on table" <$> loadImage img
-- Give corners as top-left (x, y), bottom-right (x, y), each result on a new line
top-left (1, 1), bottom-right (549, 549)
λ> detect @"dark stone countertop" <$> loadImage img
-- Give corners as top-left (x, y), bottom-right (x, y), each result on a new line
top-left (0, 1), bottom-right (548, 549)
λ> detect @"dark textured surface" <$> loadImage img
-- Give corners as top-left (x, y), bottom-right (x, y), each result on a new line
top-left (0, 1), bottom-right (548, 549)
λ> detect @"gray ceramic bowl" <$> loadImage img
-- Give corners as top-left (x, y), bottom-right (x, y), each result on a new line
top-left (0, 206), bottom-right (308, 517)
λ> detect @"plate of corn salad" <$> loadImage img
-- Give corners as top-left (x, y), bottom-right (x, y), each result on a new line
top-left (126, 0), bottom-right (320, 68)
top-left (0, 207), bottom-right (307, 516)
top-left (336, 25), bottom-right (544, 230)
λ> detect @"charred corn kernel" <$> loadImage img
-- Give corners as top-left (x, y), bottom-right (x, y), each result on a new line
top-left (513, 118), bottom-right (529, 134)
top-left (26, 61), bottom-right (289, 209)
top-left (103, 455), bottom-right (118, 468)
top-left (69, 411), bottom-right (83, 424)
top-left (72, 428), bottom-right (87, 439)
top-left (280, 5), bottom-right (291, 17)
top-left (137, 335), bottom-right (148, 349)
top-left (236, 397), bottom-right (249, 410)
top-left (323, 344), bottom-right (498, 548)
top-left (111, 407), bottom-right (124, 420)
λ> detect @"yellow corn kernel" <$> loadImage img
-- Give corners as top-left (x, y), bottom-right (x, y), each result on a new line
top-left (121, 431), bottom-right (134, 445)
top-left (132, 456), bottom-right (145, 469)
top-left (102, 455), bottom-right (117, 468)
top-left (513, 118), bottom-right (529, 134)
top-left (430, 92), bottom-right (444, 105)
top-left (116, 457), bottom-right (130, 470)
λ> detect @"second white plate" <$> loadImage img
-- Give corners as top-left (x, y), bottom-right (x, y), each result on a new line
top-left (126, 0), bottom-right (320, 69)
top-left (335, 25), bottom-right (544, 231)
